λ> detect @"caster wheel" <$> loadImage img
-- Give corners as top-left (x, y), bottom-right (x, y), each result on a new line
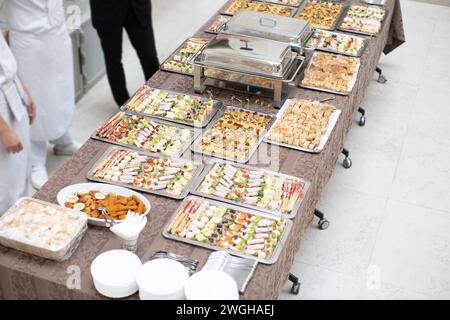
top-left (358, 116), bottom-right (366, 126)
top-left (343, 157), bottom-right (352, 169)
top-left (290, 283), bottom-right (300, 295)
top-left (318, 219), bottom-right (330, 230)
top-left (377, 74), bottom-right (387, 84)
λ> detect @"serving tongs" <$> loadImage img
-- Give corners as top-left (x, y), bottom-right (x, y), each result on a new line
top-left (150, 250), bottom-right (199, 275)
top-left (319, 97), bottom-right (335, 103)
top-left (97, 207), bottom-right (116, 227)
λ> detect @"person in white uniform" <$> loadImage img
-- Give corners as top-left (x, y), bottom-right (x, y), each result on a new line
top-left (2, 0), bottom-right (79, 190)
top-left (0, 32), bottom-right (36, 213)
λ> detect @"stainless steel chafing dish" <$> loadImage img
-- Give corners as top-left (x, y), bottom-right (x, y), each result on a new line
top-left (193, 33), bottom-right (304, 108)
top-left (222, 11), bottom-right (312, 51)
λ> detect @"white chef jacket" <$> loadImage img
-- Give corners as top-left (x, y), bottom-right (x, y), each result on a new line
top-left (0, 33), bottom-right (30, 213)
top-left (2, 0), bottom-right (75, 142)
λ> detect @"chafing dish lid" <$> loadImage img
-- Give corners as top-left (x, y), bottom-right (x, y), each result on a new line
top-left (223, 11), bottom-right (311, 45)
top-left (194, 33), bottom-right (295, 78)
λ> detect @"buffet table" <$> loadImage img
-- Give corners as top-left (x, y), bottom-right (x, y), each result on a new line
top-left (0, 0), bottom-right (404, 299)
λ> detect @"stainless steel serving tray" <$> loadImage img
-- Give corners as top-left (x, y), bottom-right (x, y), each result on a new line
top-left (296, 1), bottom-right (347, 31)
top-left (306, 29), bottom-right (368, 57)
top-left (190, 106), bottom-right (276, 164)
top-left (120, 87), bottom-right (222, 128)
top-left (160, 38), bottom-right (210, 76)
top-left (253, 0), bottom-right (304, 8)
top-left (299, 51), bottom-right (361, 95)
top-left (221, 0), bottom-right (298, 17)
top-left (90, 112), bottom-right (200, 158)
top-left (204, 15), bottom-right (231, 35)
top-left (362, 0), bottom-right (386, 7)
top-left (222, 10), bottom-right (310, 48)
top-left (264, 98), bottom-right (341, 153)
top-left (195, 33), bottom-right (296, 79)
top-left (86, 146), bottom-right (204, 200)
top-left (190, 160), bottom-right (311, 219)
top-left (200, 55), bottom-right (304, 90)
top-left (337, 5), bottom-right (388, 37)
top-left (162, 195), bottom-right (293, 264)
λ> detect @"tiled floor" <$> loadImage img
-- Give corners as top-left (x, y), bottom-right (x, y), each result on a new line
top-left (41, 0), bottom-right (450, 299)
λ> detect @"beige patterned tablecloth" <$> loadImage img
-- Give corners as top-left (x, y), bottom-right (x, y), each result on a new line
top-left (0, 0), bottom-right (405, 299)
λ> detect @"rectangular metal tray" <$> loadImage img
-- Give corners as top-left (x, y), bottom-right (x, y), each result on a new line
top-left (189, 160), bottom-right (311, 219)
top-left (120, 87), bottom-right (222, 128)
top-left (253, 0), bottom-right (304, 8)
top-left (337, 5), bottom-right (388, 37)
top-left (190, 106), bottom-right (276, 164)
top-left (362, 0), bottom-right (386, 7)
top-left (162, 195), bottom-right (293, 264)
top-left (299, 51), bottom-right (361, 96)
top-left (221, 0), bottom-right (298, 17)
top-left (264, 98), bottom-right (342, 153)
top-left (90, 112), bottom-right (200, 158)
top-left (86, 146), bottom-right (204, 200)
top-left (295, 2), bottom-right (347, 31)
top-left (204, 15), bottom-right (231, 35)
top-left (305, 29), bottom-right (368, 58)
top-left (159, 38), bottom-right (210, 77)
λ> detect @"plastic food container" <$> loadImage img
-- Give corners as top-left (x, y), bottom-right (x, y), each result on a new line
top-left (137, 258), bottom-right (189, 300)
top-left (184, 270), bottom-right (239, 300)
top-left (0, 197), bottom-right (88, 261)
top-left (90, 250), bottom-right (142, 298)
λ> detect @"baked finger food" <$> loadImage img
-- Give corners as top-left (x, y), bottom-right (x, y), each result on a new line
top-left (197, 108), bottom-right (273, 161)
top-left (266, 99), bottom-right (335, 151)
top-left (224, 0), bottom-right (294, 16)
top-left (297, 0), bottom-right (343, 30)
top-left (64, 190), bottom-right (146, 221)
top-left (301, 52), bottom-right (360, 94)
top-left (162, 38), bottom-right (209, 75)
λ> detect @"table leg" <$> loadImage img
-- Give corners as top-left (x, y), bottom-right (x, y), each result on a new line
top-left (375, 66), bottom-right (387, 84)
top-left (341, 148), bottom-right (352, 169)
top-left (288, 273), bottom-right (301, 295)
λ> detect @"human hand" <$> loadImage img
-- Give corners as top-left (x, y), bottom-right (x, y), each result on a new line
top-left (0, 125), bottom-right (23, 154)
top-left (27, 97), bottom-right (36, 125)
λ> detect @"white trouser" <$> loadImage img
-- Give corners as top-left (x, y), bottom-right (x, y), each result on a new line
top-left (0, 91), bottom-right (30, 213)
top-left (30, 131), bottom-right (73, 169)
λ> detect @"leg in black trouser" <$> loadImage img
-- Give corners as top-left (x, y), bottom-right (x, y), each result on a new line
top-left (124, 8), bottom-right (160, 81)
top-left (97, 30), bottom-right (129, 106)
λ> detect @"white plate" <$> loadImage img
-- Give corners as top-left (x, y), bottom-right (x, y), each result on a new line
top-left (91, 250), bottom-right (142, 298)
top-left (184, 270), bottom-right (239, 300)
top-left (137, 258), bottom-right (189, 300)
top-left (57, 182), bottom-right (151, 227)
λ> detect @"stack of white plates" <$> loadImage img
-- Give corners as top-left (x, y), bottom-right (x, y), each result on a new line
top-left (90, 250), bottom-right (142, 298)
top-left (137, 258), bottom-right (189, 300)
top-left (184, 270), bottom-right (239, 300)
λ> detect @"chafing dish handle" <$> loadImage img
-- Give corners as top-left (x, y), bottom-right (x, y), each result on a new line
top-left (259, 17), bottom-right (277, 28)
top-left (186, 41), bottom-right (210, 66)
top-left (283, 56), bottom-right (304, 84)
